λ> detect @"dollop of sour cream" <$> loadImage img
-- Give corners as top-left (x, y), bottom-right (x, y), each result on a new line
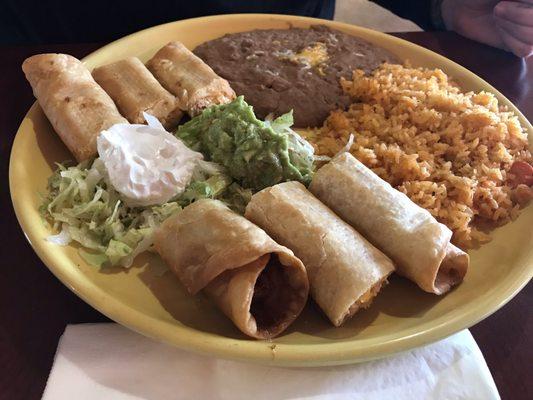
top-left (97, 113), bottom-right (203, 207)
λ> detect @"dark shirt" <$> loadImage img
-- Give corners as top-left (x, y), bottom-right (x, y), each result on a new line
top-left (0, 0), bottom-right (335, 44)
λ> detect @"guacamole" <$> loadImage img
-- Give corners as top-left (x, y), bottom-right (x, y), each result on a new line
top-left (176, 96), bottom-right (314, 190)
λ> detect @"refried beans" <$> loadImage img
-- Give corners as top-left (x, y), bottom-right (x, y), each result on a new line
top-left (194, 25), bottom-right (399, 127)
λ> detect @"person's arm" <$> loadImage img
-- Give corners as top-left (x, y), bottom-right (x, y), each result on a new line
top-left (440, 0), bottom-right (533, 58)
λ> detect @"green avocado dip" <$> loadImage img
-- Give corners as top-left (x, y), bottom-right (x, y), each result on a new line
top-left (176, 96), bottom-right (314, 190)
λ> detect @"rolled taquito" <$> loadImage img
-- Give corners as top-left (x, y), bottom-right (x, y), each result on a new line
top-left (22, 54), bottom-right (127, 161)
top-left (154, 199), bottom-right (309, 339)
top-left (92, 57), bottom-right (183, 129)
top-left (146, 41), bottom-right (235, 116)
top-left (309, 152), bottom-right (469, 295)
top-left (245, 181), bottom-right (394, 327)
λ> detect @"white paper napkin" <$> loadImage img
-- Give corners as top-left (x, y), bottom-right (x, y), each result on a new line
top-left (42, 323), bottom-right (499, 400)
top-left (334, 0), bottom-right (423, 32)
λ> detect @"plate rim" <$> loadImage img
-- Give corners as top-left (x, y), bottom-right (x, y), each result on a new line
top-left (9, 13), bottom-right (533, 366)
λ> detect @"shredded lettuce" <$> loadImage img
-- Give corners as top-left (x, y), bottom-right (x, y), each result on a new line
top-left (179, 160), bottom-right (251, 212)
top-left (179, 175), bottom-right (232, 205)
top-left (41, 158), bottom-right (250, 267)
top-left (41, 159), bottom-right (181, 267)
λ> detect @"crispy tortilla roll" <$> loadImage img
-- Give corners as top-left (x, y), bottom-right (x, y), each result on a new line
top-left (146, 41), bottom-right (236, 115)
top-left (309, 152), bottom-right (469, 295)
top-left (245, 181), bottom-right (394, 327)
top-left (92, 57), bottom-right (183, 129)
top-left (22, 54), bottom-right (127, 161)
top-left (154, 199), bottom-right (309, 339)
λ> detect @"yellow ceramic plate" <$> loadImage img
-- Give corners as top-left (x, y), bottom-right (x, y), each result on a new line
top-left (10, 14), bottom-right (533, 366)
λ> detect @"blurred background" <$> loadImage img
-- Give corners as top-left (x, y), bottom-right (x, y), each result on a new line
top-left (0, 0), bottom-right (429, 45)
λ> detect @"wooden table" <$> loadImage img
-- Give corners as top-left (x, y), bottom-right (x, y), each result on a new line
top-left (0, 32), bottom-right (531, 400)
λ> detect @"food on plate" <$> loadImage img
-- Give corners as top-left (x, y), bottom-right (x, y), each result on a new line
top-left (146, 41), bottom-right (235, 116)
top-left (307, 63), bottom-right (533, 248)
top-left (41, 114), bottom-right (250, 267)
top-left (92, 57), bottom-right (183, 129)
top-left (22, 54), bottom-right (127, 161)
top-left (176, 96), bottom-right (315, 190)
top-left (154, 199), bottom-right (309, 339)
top-left (310, 153), bottom-right (469, 295)
top-left (41, 158), bottom-right (181, 267)
top-left (96, 114), bottom-right (203, 206)
top-left (194, 25), bottom-right (398, 127)
top-left (245, 181), bottom-right (394, 327)
top-left (21, 21), bottom-right (531, 341)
